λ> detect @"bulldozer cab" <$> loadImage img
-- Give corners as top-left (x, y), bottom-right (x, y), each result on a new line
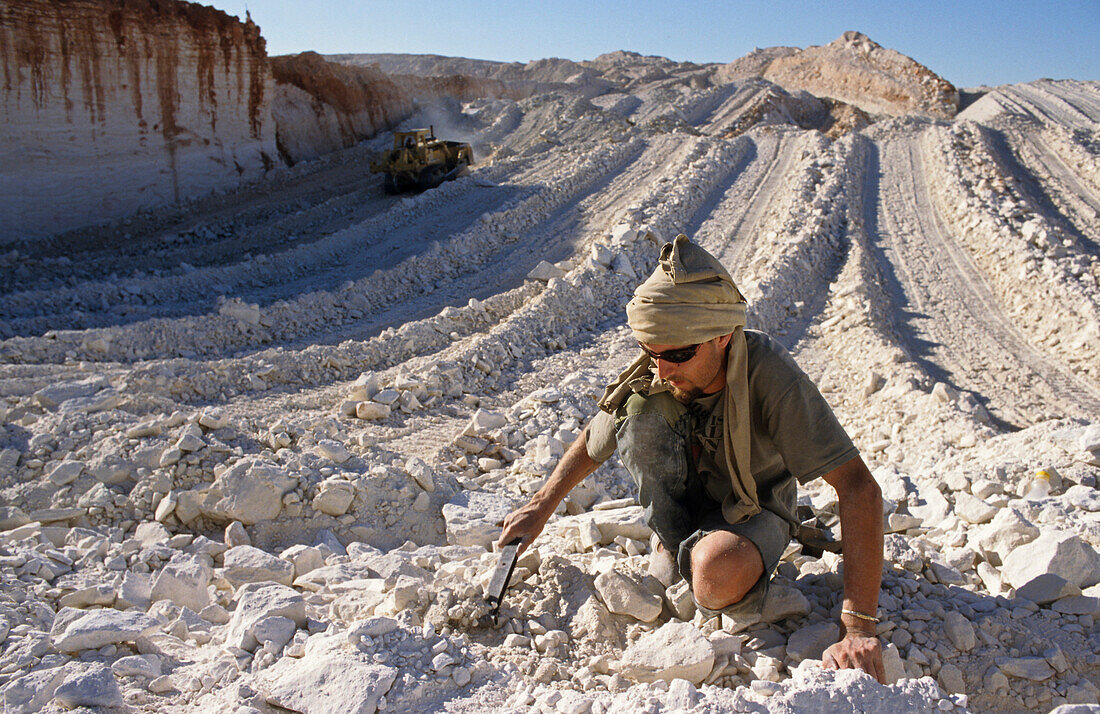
top-left (394, 129), bottom-right (434, 150)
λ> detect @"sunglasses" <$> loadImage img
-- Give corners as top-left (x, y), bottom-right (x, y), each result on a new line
top-left (638, 342), bottom-right (702, 363)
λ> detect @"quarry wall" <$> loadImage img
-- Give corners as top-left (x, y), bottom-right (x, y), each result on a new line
top-left (0, 0), bottom-right (277, 243)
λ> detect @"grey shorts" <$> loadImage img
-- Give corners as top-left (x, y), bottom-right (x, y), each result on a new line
top-left (676, 505), bottom-right (791, 619)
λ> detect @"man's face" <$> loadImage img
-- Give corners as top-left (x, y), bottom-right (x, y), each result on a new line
top-left (640, 334), bottom-right (731, 404)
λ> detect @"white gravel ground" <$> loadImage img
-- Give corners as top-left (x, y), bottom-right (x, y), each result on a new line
top-left (0, 56), bottom-right (1098, 714)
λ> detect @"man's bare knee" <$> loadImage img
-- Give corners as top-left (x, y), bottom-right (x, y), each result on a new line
top-left (690, 532), bottom-right (764, 610)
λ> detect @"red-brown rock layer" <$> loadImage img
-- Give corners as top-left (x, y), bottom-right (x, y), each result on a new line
top-left (0, 0), bottom-right (276, 242)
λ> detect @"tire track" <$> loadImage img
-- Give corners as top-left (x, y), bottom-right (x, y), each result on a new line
top-left (697, 131), bottom-right (795, 271)
top-left (868, 134), bottom-right (1100, 424)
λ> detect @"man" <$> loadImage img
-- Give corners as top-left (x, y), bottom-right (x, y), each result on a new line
top-left (499, 234), bottom-right (884, 681)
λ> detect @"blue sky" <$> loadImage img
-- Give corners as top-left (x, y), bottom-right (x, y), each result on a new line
top-left (207, 1), bottom-right (1098, 88)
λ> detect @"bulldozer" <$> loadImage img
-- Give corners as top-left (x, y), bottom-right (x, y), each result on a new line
top-left (370, 126), bottom-right (474, 194)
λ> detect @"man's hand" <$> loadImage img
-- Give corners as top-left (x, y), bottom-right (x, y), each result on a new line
top-left (823, 632), bottom-right (885, 683)
top-left (497, 498), bottom-right (554, 555)
top-left (497, 430), bottom-right (600, 554)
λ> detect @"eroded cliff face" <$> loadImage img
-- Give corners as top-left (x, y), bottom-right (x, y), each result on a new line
top-left (272, 51), bottom-right (523, 164)
top-left (0, 0), bottom-right (277, 242)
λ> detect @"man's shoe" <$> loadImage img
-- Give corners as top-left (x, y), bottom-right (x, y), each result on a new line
top-left (647, 534), bottom-right (682, 588)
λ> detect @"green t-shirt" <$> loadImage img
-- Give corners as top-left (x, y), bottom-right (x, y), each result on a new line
top-left (585, 330), bottom-right (858, 517)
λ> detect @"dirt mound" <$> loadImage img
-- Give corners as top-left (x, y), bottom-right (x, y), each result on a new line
top-left (764, 31), bottom-right (959, 118)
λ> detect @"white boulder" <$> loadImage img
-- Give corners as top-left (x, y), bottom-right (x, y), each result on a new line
top-left (51, 608), bottom-right (160, 652)
top-left (212, 459), bottom-right (296, 525)
top-left (150, 553), bottom-right (213, 612)
top-left (256, 632), bottom-right (398, 713)
top-left (1001, 531), bottom-right (1100, 603)
top-left (620, 621), bottom-right (715, 684)
top-left (594, 569), bottom-right (662, 622)
top-left (222, 545), bottom-right (295, 587)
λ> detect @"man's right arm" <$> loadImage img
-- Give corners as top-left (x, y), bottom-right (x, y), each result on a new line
top-left (497, 429), bottom-right (600, 554)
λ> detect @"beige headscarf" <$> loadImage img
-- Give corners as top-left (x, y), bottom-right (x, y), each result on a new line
top-left (599, 234), bottom-right (760, 525)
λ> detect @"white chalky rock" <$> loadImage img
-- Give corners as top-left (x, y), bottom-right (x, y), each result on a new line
top-left (405, 457), bottom-right (435, 492)
top-left (885, 512), bottom-right (922, 533)
top-left (1064, 485), bottom-right (1100, 512)
top-left (315, 439), bottom-right (352, 464)
top-left (591, 243), bottom-right (613, 267)
top-left (943, 610), bottom-right (976, 652)
top-left (53, 664), bottom-right (124, 709)
top-left (527, 260), bottom-right (566, 281)
top-left (442, 490), bottom-right (519, 549)
top-left (222, 545), bottom-right (295, 587)
top-left (59, 584), bottom-right (116, 609)
top-left (594, 569), bottom-right (662, 622)
top-left (112, 655), bottom-right (162, 678)
top-left (51, 608), bottom-right (160, 652)
top-left (975, 507), bottom-right (1040, 563)
top-left (253, 615), bottom-right (297, 651)
top-left (227, 583), bottom-right (306, 651)
top-left (198, 408), bottom-right (228, 430)
top-left (256, 632), bottom-right (398, 713)
top-left (154, 491), bottom-right (178, 522)
top-left (997, 657), bottom-right (1055, 681)
top-left (148, 675), bottom-right (175, 693)
top-left (355, 401), bottom-right (391, 420)
top-left (200, 604), bottom-right (231, 624)
top-left (47, 459), bottom-right (84, 486)
top-left (667, 678), bottom-right (698, 708)
top-left (373, 388), bottom-right (400, 406)
top-left (478, 457), bottom-right (503, 471)
top-left (151, 553), bottom-right (214, 612)
top-left (529, 387), bottom-right (561, 403)
top-left (761, 582), bottom-right (812, 622)
top-left (212, 460), bottom-right (296, 524)
top-left (225, 520), bottom-right (251, 547)
top-left (909, 486), bottom-right (951, 527)
top-left (59, 388), bottom-right (121, 414)
top-left (1001, 531), bottom-right (1100, 603)
top-left (349, 616), bottom-right (400, 639)
top-left (281, 544), bottom-right (325, 578)
top-left (937, 662), bottom-right (966, 694)
top-left (576, 505), bottom-right (651, 543)
top-left (954, 492), bottom-right (997, 524)
top-left (159, 446), bottom-right (182, 467)
top-left (464, 409), bottom-right (507, 435)
top-left (33, 376), bottom-right (110, 409)
top-left (610, 224), bottom-right (639, 244)
top-left (786, 622), bottom-right (839, 662)
top-left (0, 505), bottom-right (30, 530)
top-left (620, 621), bottom-right (715, 684)
top-left (931, 382), bottom-right (957, 403)
top-left (2, 667), bottom-right (67, 714)
top-left (176, 424), bottom-right (206, 452)
top-left (313, 478), bottom-right (356, 516)
top-left (881, 642), bottom-right (905, 684)
top-left (133, 521), bottom-right (170, 545)
top-left (349, 372), bottom-right (380, 400)
top-left (612, 253), bottom-right (637, 279)
top-left (119, 572), bottom-right (152, 610)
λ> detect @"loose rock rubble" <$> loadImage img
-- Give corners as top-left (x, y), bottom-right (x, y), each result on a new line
top-left (1, 33), bottom-right (1099, 714)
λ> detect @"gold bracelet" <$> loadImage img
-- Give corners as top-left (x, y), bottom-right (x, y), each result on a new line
top-left (841, 608), bottom-right (880, 623)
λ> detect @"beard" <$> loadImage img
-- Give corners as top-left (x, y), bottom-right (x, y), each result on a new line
top-left (667, 383), bottom-right (704, 404)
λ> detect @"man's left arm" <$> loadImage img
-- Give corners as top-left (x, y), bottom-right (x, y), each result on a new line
top-left (821, 455), bottom-right (885, 683)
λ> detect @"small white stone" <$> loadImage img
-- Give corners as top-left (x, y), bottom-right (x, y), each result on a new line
top-left (355, 402), bottom-right (391, 420)
top-left (315, 440), bottom-right (352, 464)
